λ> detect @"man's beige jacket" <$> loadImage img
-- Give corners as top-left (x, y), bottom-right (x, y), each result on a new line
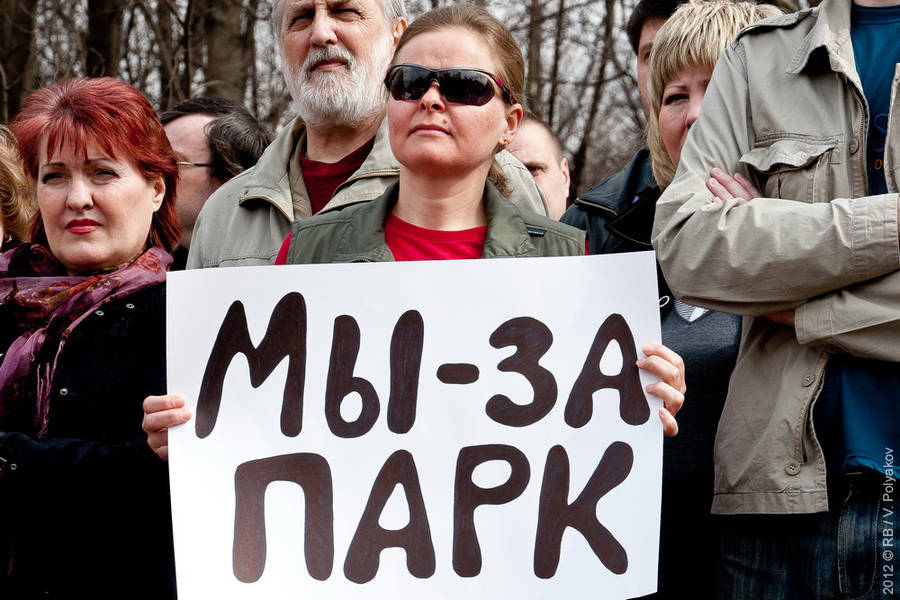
top-left (187, 117), bottom-right (549, 269)
top-left (652, 0), bottom-right (900, 514)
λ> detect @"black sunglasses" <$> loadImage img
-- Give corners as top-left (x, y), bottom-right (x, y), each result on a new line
top-left (384, 63), bottom-right (516, 106)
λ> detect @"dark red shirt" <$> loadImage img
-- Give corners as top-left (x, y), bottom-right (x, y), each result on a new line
top-left (300, 137), bottom-right (374, 215)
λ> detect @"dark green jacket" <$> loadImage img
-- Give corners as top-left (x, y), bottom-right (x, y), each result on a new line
top-left (286, 182), bottom-right (584, 264)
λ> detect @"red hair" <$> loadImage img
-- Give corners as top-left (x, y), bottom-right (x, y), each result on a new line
top-left (11, 77), bottom-right (181, 251)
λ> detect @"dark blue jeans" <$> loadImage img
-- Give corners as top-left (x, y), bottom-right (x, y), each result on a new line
top-left (717, 471), bottom-right (893, 600)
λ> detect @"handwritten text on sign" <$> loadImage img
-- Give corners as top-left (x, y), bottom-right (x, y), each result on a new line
top-left (167, 253), bottom-right (663, 600)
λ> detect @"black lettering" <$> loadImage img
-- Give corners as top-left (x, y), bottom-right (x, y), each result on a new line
top-left (534, 443), bottom-right (633, 577)
top-left (437, 363), bottom-right (480, 385)
top-left (453, 444), bottom-right (530, 577)
top-left (565, 313), bottom-right (648, 428)
top-left (344, 450), bottom-right (435, 583)
top-left (325, 315), bottom-right (379, 438)
top-left (486, 317), bottom-right (557, 427)
top-left (388, 311), bottom-right (424, 434)
top-left (197, 292), bottom-right (307, 438)
top-left (233, 453), bottom-right (333, 583)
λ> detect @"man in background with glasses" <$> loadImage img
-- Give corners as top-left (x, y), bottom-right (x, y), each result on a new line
top-left (161, 97), bottom-right (272, 269)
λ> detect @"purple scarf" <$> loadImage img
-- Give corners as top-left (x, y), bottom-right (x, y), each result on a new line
top-left (0, 244), bottom-right (171, 438)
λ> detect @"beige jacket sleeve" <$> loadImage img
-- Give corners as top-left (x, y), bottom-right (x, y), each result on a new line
top-left (795, 270), bottom-right (900, 361)
top-left (651, 45), bottom-right (900, 316)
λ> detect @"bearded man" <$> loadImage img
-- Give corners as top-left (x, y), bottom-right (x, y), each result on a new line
top-left (187, 0), bottom-right (547, 269)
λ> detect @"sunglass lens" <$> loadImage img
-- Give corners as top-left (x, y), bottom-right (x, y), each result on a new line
top-left (390, 66), bottom-right (432, 101)
top-left (440, 70), bottom-right (495, 105)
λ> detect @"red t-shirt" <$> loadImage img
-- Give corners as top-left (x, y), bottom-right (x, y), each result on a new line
top-left (274, 213), bottom-right (487, 264)
top-left (383, 213), bottom-right (486, 261)
top-left (300, 137), bottom-right (374, 215)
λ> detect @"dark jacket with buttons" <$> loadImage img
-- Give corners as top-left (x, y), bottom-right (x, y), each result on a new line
top-left (0, 284), bottom-right (175, 599)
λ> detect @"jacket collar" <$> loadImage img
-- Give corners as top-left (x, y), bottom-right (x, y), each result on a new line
top-left (235, 116), bottom-right (400, 221)
top-left (572, 147), bottom-right (655, 216)
top-left (330, 181), bottom-right (540, 262)
top-left (325, 118), bottom-right (400, 211)
top-left (604, 186), bottom-right (660, 250)
top-left (236, 116), bottom-right (304, 221)
top-left (787, 0), bottom-right (857, 86)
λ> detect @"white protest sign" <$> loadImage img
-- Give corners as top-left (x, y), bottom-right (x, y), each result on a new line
top-left (167, 252), bottom-right (663, 600)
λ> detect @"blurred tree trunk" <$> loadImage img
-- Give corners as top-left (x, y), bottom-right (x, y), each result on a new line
top-left (569, 0), bottom-right (615, 196)
top-left (545, 0), bottom-right (565, 128)
top-left (205, 0), bottom-right (248, 101)
top-left (245, 0), bottom-right (261, 114)
top-left (0, 0), bottom-right (39, 122)
top-left (86, 0), bottom-right (126, 76)
top-left (525, 0), bottom-right (542, 112)
top-left (155, 0), bottom-right (176, 107)
top-left (180, 0), bottom-right (205, 101)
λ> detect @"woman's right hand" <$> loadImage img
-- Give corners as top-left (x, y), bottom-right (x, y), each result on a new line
top-left (142, 395), bottom-right (192, 461)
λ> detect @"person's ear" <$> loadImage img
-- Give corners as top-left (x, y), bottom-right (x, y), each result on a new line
top-left (391, 17), bottom-right (408, 46)
top-left (500, 103), bottom-right (524, 147)
top-left (150, 174), bottom-right (165, 212)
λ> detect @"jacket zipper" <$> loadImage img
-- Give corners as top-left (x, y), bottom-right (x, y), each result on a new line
top-left (796, 349), bottom-right (830, 463)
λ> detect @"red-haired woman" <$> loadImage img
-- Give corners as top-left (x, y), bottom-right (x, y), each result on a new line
top-left (0, 78), bottom-right (180, 598)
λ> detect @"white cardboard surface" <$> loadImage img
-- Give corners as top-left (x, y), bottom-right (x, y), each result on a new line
top-left (167, 252), bottom-right (662, 599)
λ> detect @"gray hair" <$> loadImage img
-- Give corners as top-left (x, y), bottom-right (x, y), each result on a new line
top-left (271, 0), bottom-right (407, 37)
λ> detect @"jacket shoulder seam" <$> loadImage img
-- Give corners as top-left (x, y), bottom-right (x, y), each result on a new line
top-left (734, 8), bottom-right (814, 42)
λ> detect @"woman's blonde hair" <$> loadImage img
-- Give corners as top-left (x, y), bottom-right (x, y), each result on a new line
top-left (391, 3), bottom-right (525, 197)
top-left (0, 125), bottom-right (35, 243)
top-left (646, 0), bottom-right (781, 189)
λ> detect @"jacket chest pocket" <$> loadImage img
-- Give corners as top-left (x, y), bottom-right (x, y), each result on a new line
top-left (739, 138), bottom-right (839, 204)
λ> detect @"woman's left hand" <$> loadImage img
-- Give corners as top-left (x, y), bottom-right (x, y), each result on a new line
top-left (637, 343), bottom-right (686, 437)
top-left (706, 167), bottom-right (761, 202)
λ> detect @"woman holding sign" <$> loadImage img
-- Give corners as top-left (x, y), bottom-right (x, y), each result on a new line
top-left (0, 78), bottom-right (178, 598)
top-left (143, 4), bottom-right (685, 459)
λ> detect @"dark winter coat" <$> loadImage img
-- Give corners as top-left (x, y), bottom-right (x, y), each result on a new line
top-left (0, 284), bottom-right (175, 600)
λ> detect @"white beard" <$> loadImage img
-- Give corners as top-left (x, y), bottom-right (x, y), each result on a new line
top-left (284, 34), bottom-right (394, 129)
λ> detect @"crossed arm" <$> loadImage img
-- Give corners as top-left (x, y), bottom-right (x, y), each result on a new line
top-left (653, 45), bottom-right (900, 359)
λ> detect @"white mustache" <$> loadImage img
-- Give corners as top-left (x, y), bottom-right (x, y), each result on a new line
top-left (300, 46), bottom-right (356, 80)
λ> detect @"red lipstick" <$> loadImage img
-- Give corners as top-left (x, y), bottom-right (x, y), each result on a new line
top-left (66, 219), bottom-right (100, 234)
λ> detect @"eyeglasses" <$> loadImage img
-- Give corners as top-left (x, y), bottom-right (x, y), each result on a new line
top-left (384, 63), bottom-right (516, 106)
top-left (176, 161), bottom-right (214, 168)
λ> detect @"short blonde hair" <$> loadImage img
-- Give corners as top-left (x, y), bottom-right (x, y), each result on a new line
top-left (646, 0), bottom-right (781, 189)
top-left (0, 125), bottom-right (35, 244)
